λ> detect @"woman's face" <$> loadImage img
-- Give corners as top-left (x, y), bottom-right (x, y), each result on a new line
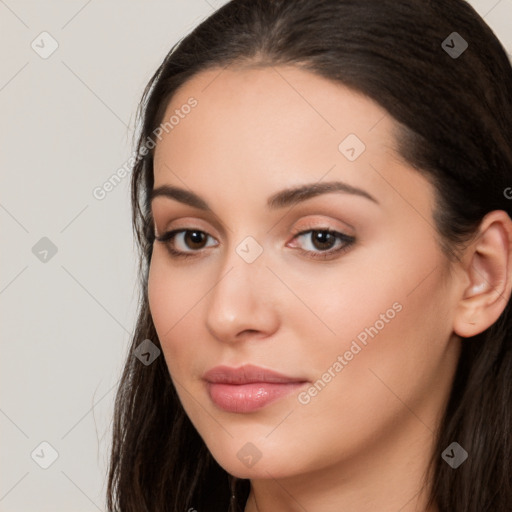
top-left (148, 65), bottom-right (461, 480)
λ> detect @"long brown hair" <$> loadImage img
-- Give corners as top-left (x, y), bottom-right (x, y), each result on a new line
top-left (106, 1), bottom-right (512, 510)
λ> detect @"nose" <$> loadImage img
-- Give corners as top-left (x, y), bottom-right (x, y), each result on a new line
top-left (204, 244), bottom-right (280, 344)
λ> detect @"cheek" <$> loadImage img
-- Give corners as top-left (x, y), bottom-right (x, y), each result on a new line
top-left (300, 249), bottom-right (450, 425)
top-left (295, 251), bottom-right (404, 361)
top-left (147, 255), bottom-right (172, 333)
top-left (296, 234), bottom-right (446, 386)
top-left (280, 272), bottom-right (449, 473)
top-left (147, 253), bottom-right (195, 372)
top-left (148, 248), bottom-right (204, 326)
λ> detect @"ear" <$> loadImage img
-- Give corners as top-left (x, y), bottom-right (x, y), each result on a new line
top-left (453, 210), bottom-right (512, 338)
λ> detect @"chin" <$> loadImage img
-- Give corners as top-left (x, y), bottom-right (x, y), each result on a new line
top-left (209, 445), bottom-right (300, 480)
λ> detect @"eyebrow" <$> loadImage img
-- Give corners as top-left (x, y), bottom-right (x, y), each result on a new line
top-left (150, 181), bottom-right (379, 211)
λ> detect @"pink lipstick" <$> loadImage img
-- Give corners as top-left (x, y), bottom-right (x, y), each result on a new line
top-left (203, 364), bottom-right (308, 413)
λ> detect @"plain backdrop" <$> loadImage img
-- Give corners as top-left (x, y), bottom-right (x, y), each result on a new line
top-left (0, 1), bottom-right (511, 510)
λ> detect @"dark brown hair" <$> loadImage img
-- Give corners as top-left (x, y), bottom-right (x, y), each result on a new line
top-left (106, 1), bottom-right (512, 510)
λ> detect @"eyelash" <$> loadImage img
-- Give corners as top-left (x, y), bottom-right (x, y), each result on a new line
top-left (154, 226), bottom-right (355, 261)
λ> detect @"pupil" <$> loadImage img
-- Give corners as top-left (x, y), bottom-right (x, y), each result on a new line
top-left (187, 231), bottom-right (205, 248)
top-left (314, 231), bottom-right (334, 250)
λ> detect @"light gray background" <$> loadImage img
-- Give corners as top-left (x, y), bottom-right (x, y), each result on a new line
top-left (1, 1), bottom-right (511, 510)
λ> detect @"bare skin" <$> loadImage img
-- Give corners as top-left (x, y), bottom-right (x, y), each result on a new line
top-left (147, 64), bottom-right (512, 512)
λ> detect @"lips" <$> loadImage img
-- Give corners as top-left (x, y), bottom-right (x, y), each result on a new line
top-left (203, 364), bottom-right (309, 413)
top-left (202, 363), bottom-right (307, 384)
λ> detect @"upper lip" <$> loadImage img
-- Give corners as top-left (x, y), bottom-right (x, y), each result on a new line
top-left (203, 364), bottom-right (308, 384)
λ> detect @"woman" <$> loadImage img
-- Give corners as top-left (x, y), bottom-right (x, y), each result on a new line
top-left (106, 0), bottom-right (512, 510)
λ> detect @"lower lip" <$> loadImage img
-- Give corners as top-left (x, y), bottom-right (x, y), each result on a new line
top-left (206, 381), bottom-right (307, 413)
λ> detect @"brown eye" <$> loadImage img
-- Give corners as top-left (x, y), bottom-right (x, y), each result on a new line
top-left (309, 230), bottom-right (338, 251)
top-left (154, 229), bottom-right (218, 259)
top-left (290, 228), bottom-right (356, 261)
top-left (183, 230), bottom-right (208, 250)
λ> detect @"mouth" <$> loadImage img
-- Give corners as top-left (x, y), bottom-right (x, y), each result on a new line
top-left (203, 364), bottom-right (309, 413)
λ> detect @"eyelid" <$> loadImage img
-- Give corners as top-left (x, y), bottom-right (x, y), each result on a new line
top-left (289, 217), bottom-right (355, 237)
top-left (155, 217), bottom-right (352, 242)
top-left (152, 209), bottom-right (228, 240)
top-left (153, 217), bottom-right (217, 239)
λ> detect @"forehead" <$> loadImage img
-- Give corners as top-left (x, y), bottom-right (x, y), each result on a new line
top-left (151, 65), bottom-right (431, 217)
top-left (154, 64), bottom-right (396, 162)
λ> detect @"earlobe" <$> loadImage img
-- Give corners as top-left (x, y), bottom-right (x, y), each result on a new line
top-left (453, 210), bottom-right (512, 338)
